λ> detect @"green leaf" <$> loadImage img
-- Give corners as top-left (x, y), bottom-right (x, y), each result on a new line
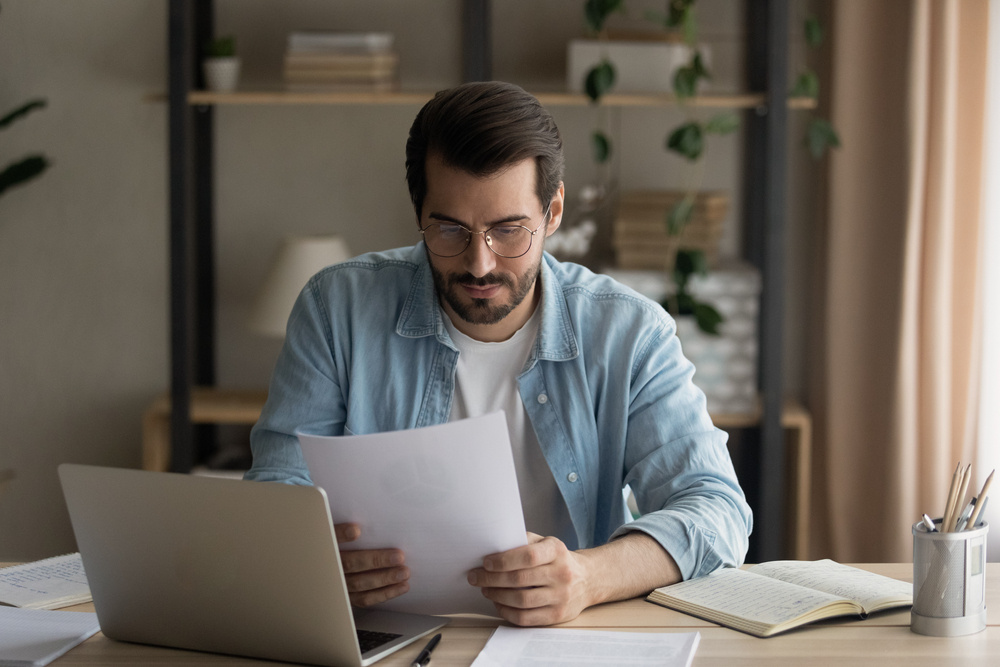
top-left (591, 131), bottom-right (611, 163)
top-left (667, 199), bottom-right (693, 235)
top-left (806, 117), bottom-right (841, 159)
top-left (673, 52), bottom-right (710, 99)
top-left (0, 155), bottom-right (50, 197)
top-left (673, 66), bottom-right (699, 99)
top-left (681, 249), bottom-right (708, 277)
top-left (0, 99), bottom-right (46, 130)
top-left (693, 301), bottom-right (724, 335)
top-left (585, 0), bottom-right (626, 33)
top-left (805, 15), bottom-right (824, 48)
top-left (704, 112), bottom-right (739, 135)
top-left (665, 0), bottom-right (696, 29)
top-left (584, 60), bottom-right (616, 102)
top-left (790, 71), bottom-right (820, 99)
top-left (666, 122), bottom-right (703, 161)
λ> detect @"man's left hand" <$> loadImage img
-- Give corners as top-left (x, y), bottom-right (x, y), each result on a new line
top-left (466, 532), bottom-right (593, 626)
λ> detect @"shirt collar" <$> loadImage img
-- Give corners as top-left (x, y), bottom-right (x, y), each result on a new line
top-left (396, 244), bottom-right (579, 362)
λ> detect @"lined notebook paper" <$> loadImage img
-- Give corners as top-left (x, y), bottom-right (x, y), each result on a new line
top-left (0, 554), bottom-right (91, 610)
top-left (0, 606), bottom-right (99, 667)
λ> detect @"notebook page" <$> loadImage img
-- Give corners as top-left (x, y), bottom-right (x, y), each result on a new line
top-left (658, 567), bottom-right (847, 625)
top-left (0, 606), bottom-right (99, 667)
top-left (0, 554), bottom-right (91, 610)
top-left (749, 560), bottom-right (912, 611)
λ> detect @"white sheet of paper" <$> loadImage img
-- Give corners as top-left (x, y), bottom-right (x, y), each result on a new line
top-left (470, 627), bottom-right (701, 667)
top-left (298, 411), bottom-right (527, 616)
top-left (0, 606), bottom-right (100, 667)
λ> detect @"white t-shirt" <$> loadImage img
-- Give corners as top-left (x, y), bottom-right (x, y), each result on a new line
top-left (442, 304), bottom-right (576, 547)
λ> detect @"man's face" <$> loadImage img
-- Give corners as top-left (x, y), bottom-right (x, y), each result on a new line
top-left (420, 154), bottom-right (563, 342)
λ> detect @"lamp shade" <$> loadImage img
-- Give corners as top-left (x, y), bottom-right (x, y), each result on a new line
top-left (250, 235), bottom-right (352, 337)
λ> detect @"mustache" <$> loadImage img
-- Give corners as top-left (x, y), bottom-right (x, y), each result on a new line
top-left (448, 272), bottom-right (515, 289)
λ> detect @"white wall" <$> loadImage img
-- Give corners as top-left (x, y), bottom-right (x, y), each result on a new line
top-left (0, 0), bottom-right (820, 560)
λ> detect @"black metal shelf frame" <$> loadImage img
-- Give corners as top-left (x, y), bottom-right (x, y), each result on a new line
top-left (166, 0), bottom-right (789, 560)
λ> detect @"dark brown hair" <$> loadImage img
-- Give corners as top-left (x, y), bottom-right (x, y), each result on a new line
top-left (405, 81), bottom-right (565, 219)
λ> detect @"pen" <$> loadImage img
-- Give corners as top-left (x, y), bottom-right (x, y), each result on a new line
top-left (411, 633), bottom-right (441, 667)
top-left (921, 514), bottom-right (937, 532)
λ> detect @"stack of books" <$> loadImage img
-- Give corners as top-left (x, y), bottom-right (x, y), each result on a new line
top-left (283, 31), bottom-right (399, 92)
top-left (612, 190), bottom-right (728, 271)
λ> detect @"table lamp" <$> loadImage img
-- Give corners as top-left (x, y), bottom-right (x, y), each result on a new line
top-left (249, 235), bottom-right (352, 337)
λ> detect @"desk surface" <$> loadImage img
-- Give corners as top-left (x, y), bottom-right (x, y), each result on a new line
top-left (26, 563), bottom-right (1000, 666)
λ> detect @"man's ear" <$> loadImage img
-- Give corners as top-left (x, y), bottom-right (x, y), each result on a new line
top-left (544, 183), bottom-right (565, 237)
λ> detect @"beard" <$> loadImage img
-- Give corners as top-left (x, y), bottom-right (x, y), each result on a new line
top-left (429, 259), bottom-right (542, 326)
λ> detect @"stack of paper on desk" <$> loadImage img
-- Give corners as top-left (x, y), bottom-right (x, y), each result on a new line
top-left (298, 411), bottom-right (527, 617)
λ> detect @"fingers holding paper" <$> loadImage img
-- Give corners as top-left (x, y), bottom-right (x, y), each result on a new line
top-left (334, 522), bottom-right (410, 607)
top-left (467, 532), bottom-right (593, 626)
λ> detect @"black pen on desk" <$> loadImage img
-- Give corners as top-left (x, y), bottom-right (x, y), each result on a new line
top-left (411, 633), bottom-right (441, 667)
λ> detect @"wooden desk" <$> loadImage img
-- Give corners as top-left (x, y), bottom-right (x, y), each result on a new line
top-left (40, 564), bottom-right (1000, 666)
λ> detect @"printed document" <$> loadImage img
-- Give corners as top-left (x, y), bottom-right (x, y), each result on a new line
top-left (298, 411), bottom-right (527, 616)
top-left (470, 627), bottom-right (701, 667)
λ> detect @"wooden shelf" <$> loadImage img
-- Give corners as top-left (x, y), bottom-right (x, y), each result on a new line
top-left (170, 88), bottom-right (817, 110)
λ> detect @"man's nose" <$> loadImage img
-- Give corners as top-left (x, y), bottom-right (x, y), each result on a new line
top-left (463, 232), bottom-right (497, 278)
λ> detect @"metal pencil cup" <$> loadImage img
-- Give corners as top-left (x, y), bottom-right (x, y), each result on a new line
top-left (911, 520), bottom-right (988, 636)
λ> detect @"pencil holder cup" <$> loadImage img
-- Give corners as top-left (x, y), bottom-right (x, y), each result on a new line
top-left (911, 520), bottom-right (988, 636)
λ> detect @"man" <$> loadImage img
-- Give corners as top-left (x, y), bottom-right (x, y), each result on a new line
top-left (246, 81), bottom-right (752, 626)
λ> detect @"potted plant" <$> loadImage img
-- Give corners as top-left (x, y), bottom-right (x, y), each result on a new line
top-left (203, 35), bottom-right (241, 93)
top-left (0, 99), bottom-right (49, 199)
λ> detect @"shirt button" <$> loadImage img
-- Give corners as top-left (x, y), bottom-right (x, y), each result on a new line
top-left (567, 472), bottom-right (578, 483)
top-left (537, 393), bottom-right (548, 404)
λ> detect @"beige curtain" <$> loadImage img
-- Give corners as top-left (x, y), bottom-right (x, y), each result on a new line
top-left (812, 0), bottom-right (988, 561)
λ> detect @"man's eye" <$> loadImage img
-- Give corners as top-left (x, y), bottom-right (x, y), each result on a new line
top-left (437, 224), bottom-right (466, 238)
top-left (490, 226), bottom-right (522, 238)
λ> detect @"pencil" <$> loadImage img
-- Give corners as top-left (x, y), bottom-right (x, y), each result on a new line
top-left (943, 462), bottom-right (963, 533)
top-left (966, 469), bottom-right (995, 529)
top-left (951, 464), bottom-right (973, 532)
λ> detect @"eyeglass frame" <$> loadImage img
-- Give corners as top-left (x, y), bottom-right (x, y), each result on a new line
top-left (419, 207), bottom-right (552, 259)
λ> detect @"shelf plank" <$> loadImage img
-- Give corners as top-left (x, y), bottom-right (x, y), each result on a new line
top-left (173, 88), bottom-right (817, 110)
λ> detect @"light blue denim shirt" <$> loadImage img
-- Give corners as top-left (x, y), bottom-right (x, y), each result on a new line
top-left (246, 243), bottom-right (752, 580)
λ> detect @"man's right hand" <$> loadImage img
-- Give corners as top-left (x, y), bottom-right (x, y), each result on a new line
top-left (334, 522), bottom-right (410, 607)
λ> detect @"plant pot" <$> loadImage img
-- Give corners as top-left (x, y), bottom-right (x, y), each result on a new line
top-left (203, 57), bottom-right (241, 93)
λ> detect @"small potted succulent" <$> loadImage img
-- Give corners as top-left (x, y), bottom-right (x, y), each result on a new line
top-left (203, 35), bottom-right (240, 93)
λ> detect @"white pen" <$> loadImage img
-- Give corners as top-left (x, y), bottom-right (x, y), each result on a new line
top-left (921, 514), bottom-right (937, 532)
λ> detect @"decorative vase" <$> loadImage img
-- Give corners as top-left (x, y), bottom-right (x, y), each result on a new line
top-left (203, 57), bottom-right (241, 93)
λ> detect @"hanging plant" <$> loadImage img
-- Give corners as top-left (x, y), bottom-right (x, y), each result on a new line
top-left (791, 14), bottom-right (840, 158)
top-left (582, 0), bottom-right (625, 167)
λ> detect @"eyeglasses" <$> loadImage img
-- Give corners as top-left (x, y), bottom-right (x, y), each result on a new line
top-left (420, 213), bottom-right (548, 259)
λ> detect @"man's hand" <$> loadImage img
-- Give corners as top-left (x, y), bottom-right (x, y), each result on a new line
top-left (335, 522), bottom-right (410, 607)
top-left (467, 531), bottom-right (682, 627)
top-left (466, 532), bottom-right (593, 626)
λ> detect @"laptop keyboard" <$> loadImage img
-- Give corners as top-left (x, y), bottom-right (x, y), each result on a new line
top-left (357, 629), bottom-right (402, 654)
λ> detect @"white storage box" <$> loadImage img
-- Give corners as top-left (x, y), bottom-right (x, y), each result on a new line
top-left (604, 262), bottom-right (760, 415)
top-left (566, 39), bottom-right (710, 94)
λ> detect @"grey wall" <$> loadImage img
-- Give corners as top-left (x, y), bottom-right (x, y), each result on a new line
top-left (0, 0), bottom-right (821, 560)
top-left (0, 0), bottom-right (168, 560)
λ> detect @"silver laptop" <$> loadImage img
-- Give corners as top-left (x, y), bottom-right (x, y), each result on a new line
top-left (58, 464), bottom-right (446, 667)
